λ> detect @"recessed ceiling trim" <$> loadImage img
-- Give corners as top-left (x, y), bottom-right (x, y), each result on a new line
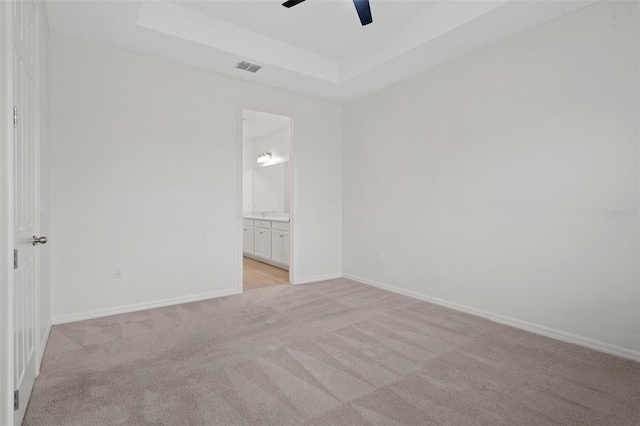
top-left (341, 0), bottom-right (509, 81)
top-left (46, 0), bottom-right (600, 103)
top-left (136, 1), bottom-right (339, 82)
top-left (137, 1), bottom-right (516, 84)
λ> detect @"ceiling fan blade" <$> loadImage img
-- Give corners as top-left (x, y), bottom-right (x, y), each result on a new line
top-left (352, 0), bottom-right (373, 26)
top-left (282, 0), bottom-right (307, 8)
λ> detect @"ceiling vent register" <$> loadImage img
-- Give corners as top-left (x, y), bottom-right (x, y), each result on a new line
top-left (236, 61), bottom-right (262, 73)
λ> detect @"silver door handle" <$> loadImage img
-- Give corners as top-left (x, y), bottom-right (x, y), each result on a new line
top-left (32, 236), bottom-right (47, 246)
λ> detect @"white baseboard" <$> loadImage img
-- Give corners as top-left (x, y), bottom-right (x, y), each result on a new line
top-left (37, 322), bottom-right (52, 373)
top-left (294, 272), bottom-right (343, 285)
top-left (51, 289), bottom-right (239, 325)
top-left (343, 273), bottom-right (640, 362)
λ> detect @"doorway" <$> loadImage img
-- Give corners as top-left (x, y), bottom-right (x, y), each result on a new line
top-left (240, 109), bottom-right (293, 291)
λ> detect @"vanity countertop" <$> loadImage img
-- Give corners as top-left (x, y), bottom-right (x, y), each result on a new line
top-left (243, 214), bottom-right (290, 223)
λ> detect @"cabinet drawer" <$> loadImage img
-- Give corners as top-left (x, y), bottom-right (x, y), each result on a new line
top-left (243, 219), bottom-right (254, 226)
top-left (272, 221), bottom-right (290, 231)
top-left (254, 220), bottom-right (271, 229)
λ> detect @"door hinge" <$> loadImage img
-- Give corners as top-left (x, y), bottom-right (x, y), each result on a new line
top-left (13, 106), bottom-right (17, 128)
top-left (13, 249), bottom-right (18, 269)
top-left (14, 390), bottom-right (19, 411)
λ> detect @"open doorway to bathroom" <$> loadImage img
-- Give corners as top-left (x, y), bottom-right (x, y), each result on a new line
top-left (241, 109), bottom-right (292, 291)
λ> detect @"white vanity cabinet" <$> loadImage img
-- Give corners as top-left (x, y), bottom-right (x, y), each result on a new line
top-left (270, 221), bottom-right (290, 266)
top-left (243, 217), bottom-right (290, 269)
top-left (254, 225), bottom-right (272, 259)
top-left (242, 219), bottom-right (254, 255)
top-left (271, 230), bottom-right (290, 265)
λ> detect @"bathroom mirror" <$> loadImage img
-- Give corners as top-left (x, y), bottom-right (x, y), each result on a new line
top-left (252, 161), bottom-right (290, 213)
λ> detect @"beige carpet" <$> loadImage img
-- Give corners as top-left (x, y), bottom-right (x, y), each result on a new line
top-left (25, 278), bottom-right (639, 425)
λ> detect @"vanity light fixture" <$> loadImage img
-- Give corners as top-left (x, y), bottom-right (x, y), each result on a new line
top-left (257, 151), bottom-right (272, 164)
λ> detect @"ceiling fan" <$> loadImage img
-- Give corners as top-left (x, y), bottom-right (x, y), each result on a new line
top-left (282, 0), bottom-right (373, 26)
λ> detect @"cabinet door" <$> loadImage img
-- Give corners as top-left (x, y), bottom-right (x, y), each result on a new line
top-left (281, 232), bottom-right (290, 266)
top-left (271, 231), bottom-right (290, 266)
top-left (271, 231), bottom-right (283, 263)
top-left (243, 226), bottom-right (254, 254)
top-left (255, 228), bottom-right (271, 259)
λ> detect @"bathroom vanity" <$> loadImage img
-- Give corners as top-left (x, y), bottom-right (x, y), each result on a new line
top-left (243, 215), bottom-right (290, 270)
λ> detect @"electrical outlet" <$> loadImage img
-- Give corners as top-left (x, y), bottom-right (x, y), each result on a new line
top-left (114, 265), bottom-right (125, 279)
top-left (377, 252), bottom-right (384, 262)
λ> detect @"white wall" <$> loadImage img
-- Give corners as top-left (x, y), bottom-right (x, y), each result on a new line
top-left (242, 136), bottom-right (253, 211)
top-left (343, 1), bottom-right (639, 359)
top-left (50, 34), bottom-right (342, 321)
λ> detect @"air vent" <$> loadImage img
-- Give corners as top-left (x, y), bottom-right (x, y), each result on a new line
top-left (236, 61), bottom-right (251, 70)
top-left (236, 61), bottom-right (262, 73)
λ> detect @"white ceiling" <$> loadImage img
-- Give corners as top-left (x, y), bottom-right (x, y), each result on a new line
top-left (46, 0), bottom-right (597, 103)
top-left (243, 109), bottom-right (290, 139)
top-left (178, 1), bottom-right (438, 60)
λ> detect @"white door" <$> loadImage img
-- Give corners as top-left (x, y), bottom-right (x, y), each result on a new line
top-left (12, 0), bottom-right (40, 424)
top-left (254, 228), bottom-right (271, 259)
top-left (243, 226), bottom-right (254, 254)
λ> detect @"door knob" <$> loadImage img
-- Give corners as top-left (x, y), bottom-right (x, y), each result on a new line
top-left (32, 236), bottom-right (47, 246)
